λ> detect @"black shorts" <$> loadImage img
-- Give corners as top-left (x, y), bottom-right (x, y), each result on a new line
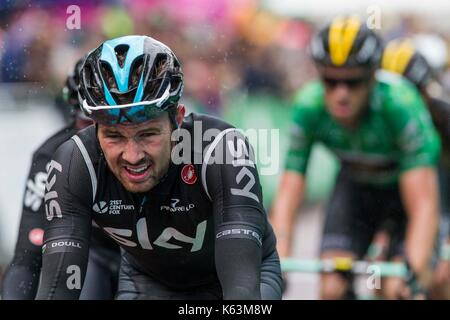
top-left (115, 250), bottom-right (283, 300)
top-left (320, 170), bottom-right (406, 259)
top-left (79, 246), bottom-right (121, 300)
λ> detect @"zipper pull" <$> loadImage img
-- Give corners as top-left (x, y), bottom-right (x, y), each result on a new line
top-left (139, 196), bottom-right (148, 215)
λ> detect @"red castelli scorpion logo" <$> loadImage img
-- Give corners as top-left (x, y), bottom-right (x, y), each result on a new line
top-left (181, 164), bottom-right (197, 185)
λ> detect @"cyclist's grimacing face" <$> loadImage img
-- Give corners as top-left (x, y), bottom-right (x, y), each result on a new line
top-left (319, 66), bottom-right (374, 125)
top-left (97, 113), bottom-right (173, 193)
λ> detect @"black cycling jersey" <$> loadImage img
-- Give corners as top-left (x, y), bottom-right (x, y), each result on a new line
top-left (428, 97), bottom-right (450, 167)
top-left (35, 113), bottom-right (282, 300)
top-left (1, 124), bottom-right (120, 300)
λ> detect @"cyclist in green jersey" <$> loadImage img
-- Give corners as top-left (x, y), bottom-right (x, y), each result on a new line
top-left (381, 38), bottom-right (450, 299)
top-left (271, 16), bottom-right (441, 299)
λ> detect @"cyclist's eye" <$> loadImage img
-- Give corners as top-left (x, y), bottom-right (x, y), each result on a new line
top-left (346, 79), bottom-right (365, 88)
top-left (106, 133), bottom-right (122, 139)
top-left (323, 78), bottom-right (339, 87)
top-left (140, 132), bottom-right (158, 138)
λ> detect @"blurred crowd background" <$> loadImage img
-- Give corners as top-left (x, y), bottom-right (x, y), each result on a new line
top-left (1, 0), bottom-right (450, 297)
top-left (0, 0), bottom-right (317, 108)
top-left (2, 0), bottom-right (449, 202)
top-left (1, 0), bottom-right (450, 104)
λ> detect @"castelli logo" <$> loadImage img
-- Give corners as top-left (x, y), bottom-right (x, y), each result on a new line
top-left (181, 164), bottom-right (197, 185)
top-left (29, 228), bottom-right (44, 246)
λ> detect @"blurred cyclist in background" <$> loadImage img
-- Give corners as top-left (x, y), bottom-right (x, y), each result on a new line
top-left (271, 15), bottom-right (441, 299)
top-left (381, 38), bottom-right (450, 299)
top-left (1, 57), bottom-right (121, 300)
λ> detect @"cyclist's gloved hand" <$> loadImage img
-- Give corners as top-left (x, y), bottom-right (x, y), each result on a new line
top-left (386, 259), bottom-right (427, 300)
top-left (402, 259), bottom-right (427, 300)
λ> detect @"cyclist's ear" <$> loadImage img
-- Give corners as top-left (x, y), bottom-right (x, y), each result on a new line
top-left (175, 104), bottom-right (185, 128)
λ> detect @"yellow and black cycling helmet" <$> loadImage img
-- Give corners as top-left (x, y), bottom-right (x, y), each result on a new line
top-left (382, 38), bottom-right (432, 88)
top-left (310, 15), bottom-right (383, 68)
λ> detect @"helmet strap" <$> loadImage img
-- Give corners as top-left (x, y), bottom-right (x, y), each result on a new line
top-left (176, 104), bottom-right (186, 128)
top-left (169, 104), bottom-right (185, 129)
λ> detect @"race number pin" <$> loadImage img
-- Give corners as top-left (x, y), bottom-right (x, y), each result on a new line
top-left (29, 228), bottom-right (44, 246)
top-left (181, 164), bottom-right (197, 185)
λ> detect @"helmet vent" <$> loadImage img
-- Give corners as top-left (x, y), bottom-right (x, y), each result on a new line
top-left (144, 54), bottom-right (170, 99)
top-left (100, 61), bottom-right (117, 91)
top-left (129, 55), bottom-right (144, 89)
top-left (114, 44), bottom-right (130, 68)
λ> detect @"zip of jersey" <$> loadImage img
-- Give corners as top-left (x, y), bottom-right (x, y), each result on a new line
top-left (139, 196), bottom-right (148, 215)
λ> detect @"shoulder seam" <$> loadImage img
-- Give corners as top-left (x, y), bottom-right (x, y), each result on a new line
top-left (71, 135), bottom-right (97, 202)
top-left (201, 128), bottom-right (240, 201)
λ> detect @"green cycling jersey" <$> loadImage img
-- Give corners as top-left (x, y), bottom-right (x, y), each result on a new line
top-left (285, 70), bottom-right (441, 185)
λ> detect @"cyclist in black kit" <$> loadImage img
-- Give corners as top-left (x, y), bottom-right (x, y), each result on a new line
top-left (1, 58), bottom-right (120, 300)
top-left (35, 35), bottom-right (283, 300)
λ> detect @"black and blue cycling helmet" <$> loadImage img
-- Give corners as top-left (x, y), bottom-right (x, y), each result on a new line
top-left (78, 35), bottom-right (183, 125)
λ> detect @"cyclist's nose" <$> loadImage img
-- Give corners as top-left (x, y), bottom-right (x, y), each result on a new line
top-left (334, 83), bottom-right (351, 94)
top-left (122, 139), bottom-right (145, 165)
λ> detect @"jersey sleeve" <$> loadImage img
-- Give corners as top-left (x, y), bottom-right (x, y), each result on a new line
top-left (203, 128), bottom-right (267, 299)
top-left (284, 82), bottom-right (322, 174)
top-left (35, 139), bottom-right (93, 300)
top-left (384, 81), bottom-right (441, 172)
top-left (1, 152), bottom-right (48, 299)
